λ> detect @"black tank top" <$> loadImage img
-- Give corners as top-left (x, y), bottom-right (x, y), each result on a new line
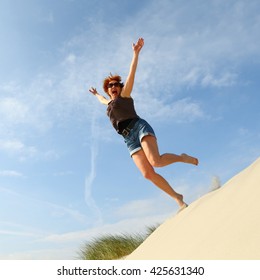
top-left (107, 95), bottom-right (139, 133)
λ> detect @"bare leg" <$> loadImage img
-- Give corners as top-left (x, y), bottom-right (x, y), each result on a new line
top-left (132, 150), bottom-right (187, 208)
top-left (141, 135), bottom-right (198, 167)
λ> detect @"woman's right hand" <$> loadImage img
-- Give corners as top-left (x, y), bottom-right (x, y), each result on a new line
top-left (88, 87), bottom-right (109, 105)
top-left (89, 87), bottom-right (97, 95)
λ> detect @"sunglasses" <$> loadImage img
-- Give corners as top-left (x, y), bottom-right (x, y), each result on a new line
top-left (107, 82), bottom-right (121, 88)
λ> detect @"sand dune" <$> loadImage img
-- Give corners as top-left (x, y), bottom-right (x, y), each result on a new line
top-left (126, 157), bottom-right (260, 260)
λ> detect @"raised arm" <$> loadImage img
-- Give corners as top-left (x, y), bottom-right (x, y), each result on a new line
top-left (121, 38), bottom-right (144, 98)
top-left (89, 87), bottom-right (110, 105)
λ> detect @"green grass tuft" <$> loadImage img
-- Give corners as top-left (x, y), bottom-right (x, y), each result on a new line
top-left (78, 224), bottom-right (160, 260)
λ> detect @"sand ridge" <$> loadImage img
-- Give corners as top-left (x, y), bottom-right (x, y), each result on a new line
top-left (126, 157), bottom-right (260, 260)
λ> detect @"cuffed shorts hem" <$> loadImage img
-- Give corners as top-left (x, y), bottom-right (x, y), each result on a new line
top-left (123, 119), bottom-right (156, 157)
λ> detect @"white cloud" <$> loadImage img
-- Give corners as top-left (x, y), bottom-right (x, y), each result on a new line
top-left (0, 81), bottom-right (21, 93)
top-left (0, 170), bottom-right (23, 177)
top-left (201, 72), bottom-right (237, 87)
top-left (0, 139), bottom-right (25, 152)
top-left (64, 53), bottom-right (77, 64)
top-left (0, 138), bottom-right (60, 161)
top-left (51, 0), bottom-right (259, 127)
top-left (1, 0), bottom-right (259, 137)
top-left (114, 194), bottom-right (176, 220)
top-left (0, 80), bottom-right (55, 139)
top-left (0, 186), bottom-right (88, 225)
top-left (38, 214), bottom-right (167, 245)
top-left (33, 195), bottom-right (176, 251)
top-left (136, 96), bottom-right (205, 123)
top-left (0, 230), bottom-right (37, 237)
top-left (1, 0), bottom-right (259, 261)
top-left (120, 0), bottom-right (260, 90)
top-left (0, 139), bottom-right (37, 160)
top-left (0, 98), bottom-right (29, 124)
top-left (5, 0), bottom-right (255, 144)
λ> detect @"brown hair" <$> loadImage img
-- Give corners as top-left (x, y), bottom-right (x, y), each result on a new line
top-left (103, 73), bottom-right (124, 95)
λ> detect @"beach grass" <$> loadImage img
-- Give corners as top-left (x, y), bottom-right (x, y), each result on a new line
top-left (78, 225), bottom-right (159, 260)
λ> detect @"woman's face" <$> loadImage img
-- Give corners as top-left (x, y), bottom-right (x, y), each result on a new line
top-left (107, 80), bottom-right (122, 99)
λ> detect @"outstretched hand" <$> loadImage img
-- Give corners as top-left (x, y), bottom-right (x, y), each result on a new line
top-left (132, 37), bottom-right (144, 54)
top-left (88, 87), bottom-right (109, 105)
top-left (89, 87), bottom-right (97, 95)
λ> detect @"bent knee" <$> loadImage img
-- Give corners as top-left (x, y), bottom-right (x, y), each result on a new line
top-left (149, 157), bottom-right (162, 168)
top-left (142, 169), bottom-right (157, 181)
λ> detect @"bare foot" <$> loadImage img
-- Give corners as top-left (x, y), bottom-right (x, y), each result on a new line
top-left (174, 193), bottom-right (188, 213)
top-left (181, 153), bottom-right (199, 165)
top-left (177, 203), bottom-right (188, 214)
top-left (174, 193), bottom-right (187, 208)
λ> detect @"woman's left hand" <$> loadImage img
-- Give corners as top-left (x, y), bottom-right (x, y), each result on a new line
top-left (132, 37), bottom-right (144, 54)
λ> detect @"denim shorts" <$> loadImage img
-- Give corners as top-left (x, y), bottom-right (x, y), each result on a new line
top-left (123, 118), bottom-right (156, 156)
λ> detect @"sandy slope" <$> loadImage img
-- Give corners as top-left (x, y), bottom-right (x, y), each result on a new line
top-left (126, 157), bottom-right (260, 260)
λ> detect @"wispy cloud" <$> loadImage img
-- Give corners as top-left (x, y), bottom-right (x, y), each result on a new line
top-left (115, 195), bottom-right (175, 219)
top-left (38, 213), bottom-right (168, 245)
top-left (0, 186), bottom-right (87, 225)
top-left (53, 1), bottom-right (259, 126)
top-left (0, 170), bottom-right (23, 177)
top-left (0, 139), bottom-right (59, 161)
top-left (0, 80), bottom-right (54, 148)
top-left (135, 96), bottom-right (205, 123)
top-left (4, 0), bottom-right (256, 144)
top-left (1, 0), bottom-right (259, 260)
top-left (0, 97), bottom-right (29, 124)
top-left (0, 139), bottom-right (26, 153)
top-left (0, 230), bottom-right (37, 237)
top-left (1, 0), bottom-right (259, 135)
top-left (84, 110), bottom-right (103, 226)
top-left (201, 72), bottom-right (237, 88)
top-left (0, 139), bottom-right (37, 158)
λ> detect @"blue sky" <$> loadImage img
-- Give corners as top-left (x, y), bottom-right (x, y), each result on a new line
top-left (0, 0), bottom-right (260, 259)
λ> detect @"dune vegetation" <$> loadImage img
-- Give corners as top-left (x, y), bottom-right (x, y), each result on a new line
top-left (78, 225), bottom-right (159, 260)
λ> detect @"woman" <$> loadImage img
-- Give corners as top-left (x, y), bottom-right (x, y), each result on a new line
top-left (89, 38), bottom-right (198, 211)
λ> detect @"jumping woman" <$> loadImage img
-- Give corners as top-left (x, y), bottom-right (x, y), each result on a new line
top-left (89, 38), bottom-right (198, 212)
